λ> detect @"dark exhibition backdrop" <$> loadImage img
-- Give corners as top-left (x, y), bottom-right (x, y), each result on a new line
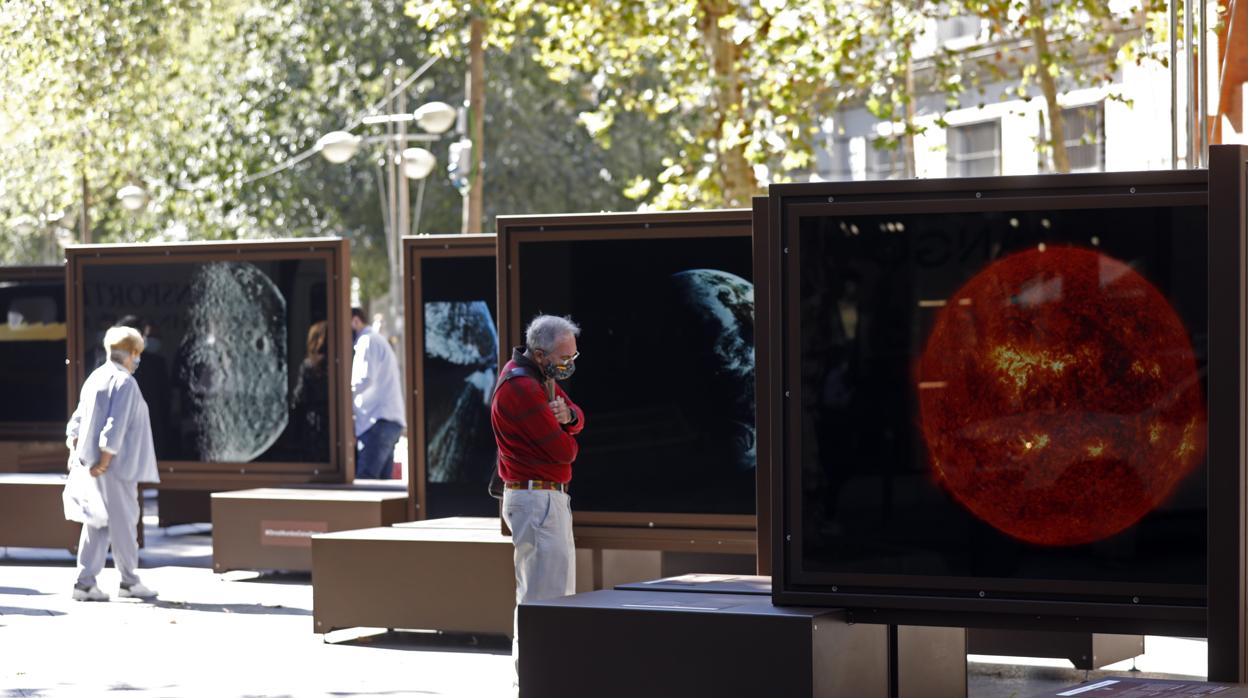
top-left (793, 203), bottom-right (1208, 599)
top-left (421, 254), bottom-right (499, 518)
top-left (519, 235), bottom-right (757, 516)
top-left (0, 275), bottom-right (67, 427)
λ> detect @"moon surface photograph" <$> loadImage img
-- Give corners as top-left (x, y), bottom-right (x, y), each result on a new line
top-left (795, 205), bottom-right (1208, 589)
top-left (517, 235), bottom-right (756, 516)
top-left (177, 262), bottom-right (289, 462)
top-left (79, 257), bottom-right (331, 464)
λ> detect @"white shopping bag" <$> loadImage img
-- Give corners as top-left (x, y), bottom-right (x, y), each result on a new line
top-left (62, 463), bottom-right (108, 528)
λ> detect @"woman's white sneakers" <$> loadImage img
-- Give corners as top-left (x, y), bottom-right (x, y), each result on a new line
top-left (118, 582), bottom-right (158, 600)
top-left (72, 582), bottom-right (158, 601)
top-left (71, 584), bottom-right (109, 602)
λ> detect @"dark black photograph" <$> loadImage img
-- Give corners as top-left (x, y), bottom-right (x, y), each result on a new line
top-left (420, 255), bottom-right (499, 518)
top-left (794, 204), bottom-right (1208, 598)
top-left (518, 234), bottom-right (756, 515)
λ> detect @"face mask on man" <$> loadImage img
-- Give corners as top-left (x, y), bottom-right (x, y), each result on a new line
top-left (131, 354), bottom-right (142, 373)
top-left (541, 353), bottom-right (577, 381)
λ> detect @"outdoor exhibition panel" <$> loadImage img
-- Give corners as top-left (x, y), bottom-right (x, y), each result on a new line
top-left (0, 265), bottom-right (69, 471)
top-left (211, 488), bottom-right (407, 573)
top-left (64, 239), bottom-right (354, 488)
top-left (517, 589), bottom-right (888, 698)
top-left (402, 234), bottom-right (498, 521)
top-left (311, 524), bottom-right (515, 637)
top-left (496, 210), bottom-right (765, 550)
top-left (763, 146), bottom-right (1248, 681)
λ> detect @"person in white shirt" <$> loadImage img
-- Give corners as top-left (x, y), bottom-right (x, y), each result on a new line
top-left (66, 325), bottom-right (161, 601)
top-left (350, 307), bottom-right (406, 479)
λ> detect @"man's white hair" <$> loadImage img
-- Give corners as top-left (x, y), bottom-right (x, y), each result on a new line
top-left (525, 314), bottom-right (580, 353)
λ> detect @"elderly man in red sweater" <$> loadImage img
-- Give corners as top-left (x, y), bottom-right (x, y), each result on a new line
top-left (491, 314), bottom-right (584, 676)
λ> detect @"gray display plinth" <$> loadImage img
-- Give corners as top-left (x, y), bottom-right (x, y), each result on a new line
top-left (1031, 677), bottom-right (1248, 696)
top-left (615, 573), bottom-right (967, 698)
top-left (518, 588), bottom-right (888, 698)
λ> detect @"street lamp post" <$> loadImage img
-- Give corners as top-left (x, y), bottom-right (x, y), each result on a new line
top-left (315, 75), bottom-right (455, 376)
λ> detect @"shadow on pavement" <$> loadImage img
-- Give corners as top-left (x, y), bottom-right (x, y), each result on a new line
top-left (0, 587), bottom-right (51, 596)
top-left (219, 571), bottom-right (313, 585)
top-left (153, 599), bottom-right (311, 616)
top-left (0, 606), bottom-right (65, 617)
top-left (332, 630), bottom-right (510, 656)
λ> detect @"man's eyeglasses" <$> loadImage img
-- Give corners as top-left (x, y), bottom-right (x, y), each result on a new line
top-left (541, 350), bottom-right (579, 366)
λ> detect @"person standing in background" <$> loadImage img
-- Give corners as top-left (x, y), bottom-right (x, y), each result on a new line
top-left (350, 307), bottom-right (405, 479)
top-left (66, 326), bottom-right (161, 601)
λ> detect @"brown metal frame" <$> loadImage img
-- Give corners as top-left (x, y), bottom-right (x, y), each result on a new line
top-left (765, 166), bottom-right (1234, 641)
top-left (64, 238), bottom-right (353, 487)
top-left (1207, 145), bottom-right (1248, 681)
top-left (402, 233), bottom-right (498, 521)
top-left (751, 197), bottom-right (773, 576)
top-left (496, 209), bottom-right (757, 534)
top-left (0, 264), bottom-right (68, 442)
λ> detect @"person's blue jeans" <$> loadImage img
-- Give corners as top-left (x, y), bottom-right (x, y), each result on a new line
top-left (355, 419), bottom-right (403, 479)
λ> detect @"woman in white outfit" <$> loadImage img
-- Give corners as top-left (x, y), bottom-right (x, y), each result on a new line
top-left (67, 325), bottom-right (161, 601)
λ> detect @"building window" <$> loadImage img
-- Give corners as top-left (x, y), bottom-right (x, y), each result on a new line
top-left (936, 15), bottom-right (980, 44)
top-left (818, 136), bottom-right (854, 181)
top-left (867, 139), bottom-right (908, 180)
top-left (947, 120), bottom-right (1001, 177)
top-left (1060, 103), bottom-right (1105, 173)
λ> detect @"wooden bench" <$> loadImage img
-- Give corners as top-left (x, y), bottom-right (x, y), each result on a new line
top-left (311, 525), bottom-right (515, 637)
top-left (310, 516), bottom-right (758, 638)
top-left (211, 488), bottom-right (408, 573)
top-left (0, 473), bottom-right (82, 551)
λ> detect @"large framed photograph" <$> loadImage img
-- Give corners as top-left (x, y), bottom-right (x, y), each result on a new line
top-left (764, 168), bottom-right (1227, 636)
top-left (403, 234), bottom-right (499, 520)
top-left (0, 265), bottom-right (67, 442)
top-left (65, 239), bottom-right (352, 486)
top-left (498, 210), bottom-right (757, 531)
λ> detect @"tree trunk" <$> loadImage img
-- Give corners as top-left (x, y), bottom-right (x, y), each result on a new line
top-left (904, 51), bottom-right (917, 178)
top-left (1028, 0), bottom-right (1070, 172)
top-left (701, 1), bottom-right (757, 207)
top-left (463, 16), bottom-right (486, 233)
top-left (79, 167), bottom-right (91, 244)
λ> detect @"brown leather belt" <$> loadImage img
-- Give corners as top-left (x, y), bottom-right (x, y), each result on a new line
top-left (504, 480), bottom-right (568, 493)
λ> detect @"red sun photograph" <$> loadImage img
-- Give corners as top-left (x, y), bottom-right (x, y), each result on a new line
top-left (916, 245), bottom-right (1206, 547)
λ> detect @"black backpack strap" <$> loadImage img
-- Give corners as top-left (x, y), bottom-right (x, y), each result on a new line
top-left (488, 365), bottom-right (543, 500)
top-left (491, 365), bottom-right (541, 401)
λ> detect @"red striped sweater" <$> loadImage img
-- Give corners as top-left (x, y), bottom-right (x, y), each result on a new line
top-left (491, 348), bottom-right (585, 484)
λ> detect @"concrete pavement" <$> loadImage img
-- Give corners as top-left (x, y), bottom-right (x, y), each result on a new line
top-left (0, 507), bottom-right (1212, 698)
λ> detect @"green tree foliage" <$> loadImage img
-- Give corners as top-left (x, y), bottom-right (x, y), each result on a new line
top-left (1, 0), bottom-right (1183, 273)
top-left (935, 0), bottom-right (1168, 172)
top-left (522, 1), bottom-right (877, 208)
top-left (0, 0), bottom-right (666, 307)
